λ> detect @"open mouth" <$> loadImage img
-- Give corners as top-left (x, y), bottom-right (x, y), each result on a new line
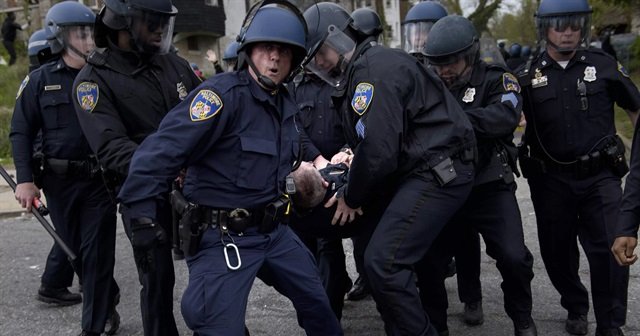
top-left (268, 67), bottom-right (279, 76)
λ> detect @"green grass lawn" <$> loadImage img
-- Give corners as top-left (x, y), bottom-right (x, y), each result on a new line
top-left (0, 58), bottom-right (29, 164)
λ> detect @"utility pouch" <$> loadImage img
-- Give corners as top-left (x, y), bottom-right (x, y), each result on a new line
top-left (260, 196), bottom-right (290, 233)
top-left (432, 157), bottom-right (457, 186)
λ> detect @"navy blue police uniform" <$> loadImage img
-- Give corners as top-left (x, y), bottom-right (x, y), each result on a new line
top-left (289, 72), bottom-right (354, 319)
top-left (334, 39), bottom-right (477, 335)
top-left (73, 46), bottom-right (200, 336)
top-left (618, 120), bottom-right (640, 242)
top-left (519, 48), bottom-right (640, 330)
top-left (417, 61), bottom-right (535, 333)
top-left (10, 58), bottom-right (119, 334)
top-left (117, 70), bottom-right (343, 335)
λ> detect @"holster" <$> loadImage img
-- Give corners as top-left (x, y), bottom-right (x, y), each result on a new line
top-left (603, 135), bottom-right (629, 177)
top-left (517, 143), bottom-right (546, 178)
top-left (260, 195), bottom-right (290, 233)
top-left (170, 189), bottom-right (207, 257)
top-left (31, 152), bottom-right (45, 188)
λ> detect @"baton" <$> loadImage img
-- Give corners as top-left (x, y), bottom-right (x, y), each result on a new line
top-left (0, 165), bottom-right (78, 263)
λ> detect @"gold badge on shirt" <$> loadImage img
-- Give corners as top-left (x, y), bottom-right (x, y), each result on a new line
top-left (531, 68), bottom-right (548, 89)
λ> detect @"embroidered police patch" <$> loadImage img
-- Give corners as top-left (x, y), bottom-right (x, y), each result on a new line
top-left (351, 82), bottom-right (374, 115)
top-left (76, 82), bottom-right (99, 113)
top-left (16, 75), bottom-right (29, 100)
top-left (617, 62), bottom-right (630, 78)
top-left (502, 73), bottom-right (521, 93)
top-left (189, 89), bottom-right (223, 122)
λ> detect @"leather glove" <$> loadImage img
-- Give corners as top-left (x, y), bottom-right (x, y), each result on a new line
top-left (130, 217), bottom-right (167, 250)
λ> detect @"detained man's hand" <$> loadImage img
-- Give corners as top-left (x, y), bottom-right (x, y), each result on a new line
top-left (611, 236), bottom-right (638, 266)
top-left (324, 193), bottom-right (363, 226)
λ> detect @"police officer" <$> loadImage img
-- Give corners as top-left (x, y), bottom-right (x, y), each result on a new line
top-left (222, 41), bottom-right (240, 72)
top-left (419, 15), bottom-right (537, 336)
top-left (518, 0), bottom-right (640, 335)
top-left (72, 0), bottom-right (201, 334)
top-left (117, 2), bottom-right (343, 335)
top-left (10, 2), bottom-right (120, 335)
top-left (305, 3), bottom-right (476, 335)
top-left (506, 43), bottom-right (525, 71)
top-left (614, 125), bottom-right (640, 267)
top-left (401, 1), bottom-right (448, 62)
top-left (27, 29), bottom-right (56, 73)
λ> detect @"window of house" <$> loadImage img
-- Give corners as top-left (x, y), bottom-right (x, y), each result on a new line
top-left (187, 36), bottom-right (199, 51)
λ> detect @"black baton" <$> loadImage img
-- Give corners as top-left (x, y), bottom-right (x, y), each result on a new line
top-left (0, 165), bottom-right (79, 265)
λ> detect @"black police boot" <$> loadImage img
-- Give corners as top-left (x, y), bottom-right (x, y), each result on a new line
top-left (595, 327), bottom-right (624, 336)
top-left (565, 313), bottom-right (588, 335)
top-left (104, 292), bottom-right (121, 335)
top-left (514, 317), bottom-right (538, 336)
top-left (346, 275), bottom-right (370, 301)
top-left (463, 301), bottom-right (484, 326)
top-left (37, 286), bottom-right (82, 306)
top-left (445, 258), bottom-right (456, 278)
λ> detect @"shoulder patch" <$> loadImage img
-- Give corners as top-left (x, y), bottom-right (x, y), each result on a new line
top-left (189, 89), bottom-right (223, 122)
top-left (351, 82), bottom-right (374, 116)
top-left (502, 73), bottom-right (521, 93)
top-left (76, 82), bottom-right (99, 113)
top-left (16, 75), bottom-right (29, 100)
top-left (617, 62), bottom-right (630, 78)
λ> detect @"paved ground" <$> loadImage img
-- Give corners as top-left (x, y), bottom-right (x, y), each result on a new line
top-left (1, 173), bottom-right (639, 335)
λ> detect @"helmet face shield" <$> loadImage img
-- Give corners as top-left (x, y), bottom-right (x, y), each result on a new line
top-left (129, 9), bottom-right (176, 54)
top-left (402, 21), bottom-right (435, 55)
top-left (61, 25), bottom-right (95, 58)
top-left (537, 13), bottom-right (591, 52)
top-left (305, 25), bottom-right (355, 88)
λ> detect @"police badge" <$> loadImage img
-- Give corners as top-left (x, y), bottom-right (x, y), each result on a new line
top-left (76, 82), bottom-right (100, 113)
top-left (351, 82), bottom-right (374, 115)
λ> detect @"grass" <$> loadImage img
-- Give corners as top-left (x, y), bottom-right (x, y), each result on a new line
top-left (0, 57), bottom-right (29, 164)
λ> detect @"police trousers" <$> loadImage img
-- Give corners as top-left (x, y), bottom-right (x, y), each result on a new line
top-left (42, 172), bottom-right (119, 333)
top-left (364, 160), bottom-right (474, 336)
top-left (181, 224), bottom-right (343, 336)
top-left (528, 169), bottom-right (629, 328)
top-left (122, 202), bottom-right (178, 336)
top-left (417, 181), bottom-right (534, 331)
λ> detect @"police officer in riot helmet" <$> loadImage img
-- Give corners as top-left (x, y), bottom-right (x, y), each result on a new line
top-left (222, 40), bottom-right (240, 72)
top-left (420, 14), bottom-right (537, 336)
top-left (519, 0), bottom-right (640, 335)
top-left (351, 7), bottom-right (383, 41)
top-left (72, 0), bottom-right (201, 335)
top-left (117, 2), bottom-right (343, 335)
top-left (27, 29), bottom-right (56, 72)
top-left (11, 2), bottom-right (121, 335)
top-left (305, 3), bottom-right (476, 335)
top-left (401, 1), bottom-right (448, 61)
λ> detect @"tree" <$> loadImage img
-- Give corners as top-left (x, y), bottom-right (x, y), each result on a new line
top-left (490, 0), bottom-right (537, 46)
top-left (440, 0), bottom-right (502, 34)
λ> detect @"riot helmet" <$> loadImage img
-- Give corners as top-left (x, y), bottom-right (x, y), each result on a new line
top-left (521, 45), bottom-right (532, 57)
top-left (28, 29), bottom-right (54, 72)
top-left (424, 15), bottom-right (479, 89)
top-left (44, 1), bottom-right (95, 61)
top-left (509, 43), bottom-right (522, 58)
top-left (99, 0), bottom-right (178, 55)
top-left (222, 41), bottom-right (240, 72)
top-left (535, 0), bottom-right (592, 54)
top-left (236, 1), bottom-right (307, 89)
top-left (304, 2), bottom-right (357, 88)
top-left (401, 1), bottom-right (448, 56)
top-left (351, 8), bottom-right (383, 39)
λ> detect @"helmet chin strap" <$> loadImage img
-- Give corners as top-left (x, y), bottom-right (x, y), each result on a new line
top-left (546, 39), bottom-right (577, 55)
top-left (245, 55), bottom-right (278, 91)
top-left (66, 43), bottom-right (89, 62)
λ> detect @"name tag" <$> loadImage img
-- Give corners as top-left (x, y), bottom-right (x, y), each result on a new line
top-left (44, 85), bottom-right (62, 91)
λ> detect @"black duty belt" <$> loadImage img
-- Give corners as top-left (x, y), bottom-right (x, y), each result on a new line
top-left (198, 202), bottom-right (288, 234)
top-left (46, 157), bottom-right (98, 177)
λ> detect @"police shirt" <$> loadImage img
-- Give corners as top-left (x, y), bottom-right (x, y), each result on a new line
top-left (335, 42), bottom-right (476, 208)
top-left (10, 59), bottom-right (93, 183)
top-left (72, 43), bottom-right (201, 179)
top-left (293, 73), bottom-right (346, 161)
top-left (521, 48), bottom-right (640, 161)
top-left (448, 61), bottom-right (522, 185)
top-left (619, 123), bottom-right (640, 238)
top-left (117, 70), bottom-right (300, 218)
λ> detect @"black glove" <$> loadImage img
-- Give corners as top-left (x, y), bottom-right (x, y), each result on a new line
top-left (130, 217), bottom-right (167, 250)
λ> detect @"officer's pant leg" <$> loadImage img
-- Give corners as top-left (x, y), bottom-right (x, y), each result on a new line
top-left (123, 204), bottom-right (178, 336)
top-left (528, 173), bottom-right (589, 315)
top-left (77, 178), bottom-right (118, 333)
top-left (415, 221), bottom-right (458, 333)
top-left (261, 225), bottom-right (342, 336)
top-left (472, 182), bottom-right (534, 323)
top-left (181, 227), bottom-right (262, 336)
top-left (40, 176), bottom-right (77, 289)
top-left (577, 174), bottom-right (628, 328)
top-left (455, 226), bottom-right (482, 304)
top-left (364, 164), bottom-right (474, 336)
top-left (351, 220), bottom-right (375, 286)
top-left (316, 237), bottom-right (349, 320)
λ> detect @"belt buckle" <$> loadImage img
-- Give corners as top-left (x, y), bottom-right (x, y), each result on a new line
top-left (229, 208), bottom-right (250, 219)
